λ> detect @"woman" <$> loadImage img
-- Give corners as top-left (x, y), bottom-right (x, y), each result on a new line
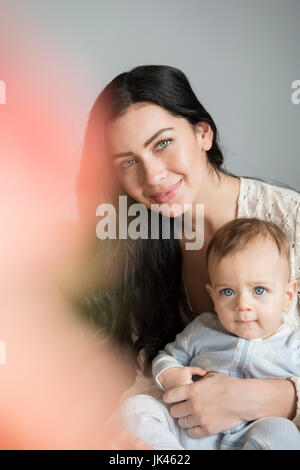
top-left (77, 65), bottom-right (300, 448)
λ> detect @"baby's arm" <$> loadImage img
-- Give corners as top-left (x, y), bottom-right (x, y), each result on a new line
top-left (152, 317), bottom-right (206, 391)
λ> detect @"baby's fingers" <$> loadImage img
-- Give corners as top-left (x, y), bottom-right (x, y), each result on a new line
top-left (189, 367), bottom-right (207, 381)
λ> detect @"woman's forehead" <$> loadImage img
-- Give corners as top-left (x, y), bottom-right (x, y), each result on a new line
top-left (109, 103), bottom-right (182, 132)
top-left (106, 103), bottom-right (187, 147)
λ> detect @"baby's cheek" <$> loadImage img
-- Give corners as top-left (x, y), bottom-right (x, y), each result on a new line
top-left (214, 298), bottom-right (229, 311)
top-left (258, 310), bottom-right (281, 329)
top-left (218, 302), bottom-right (234, 318)
top-left (218, 316), bottom-right (236, 335)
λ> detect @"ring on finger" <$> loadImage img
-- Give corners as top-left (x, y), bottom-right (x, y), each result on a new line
top-left (183, 415), bottom-right (193, 429)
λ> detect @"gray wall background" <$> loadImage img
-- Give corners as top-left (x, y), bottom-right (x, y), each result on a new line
top-left (1, 0), bottom-right (299, 219)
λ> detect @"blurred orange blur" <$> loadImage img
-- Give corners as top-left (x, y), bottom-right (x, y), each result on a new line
top-left (0, 15), bottom-right (133, 449)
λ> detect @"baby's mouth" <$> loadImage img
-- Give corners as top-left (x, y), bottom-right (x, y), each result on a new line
top-left (236, 320), bottom-right (256, 324)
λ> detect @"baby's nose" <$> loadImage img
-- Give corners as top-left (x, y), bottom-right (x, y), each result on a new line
top-left (234, 294), bottom-right (253, 312)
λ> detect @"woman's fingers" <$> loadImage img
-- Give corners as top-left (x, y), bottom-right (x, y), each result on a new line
top-left (177, 414), bottom-right (197, 429)
top-left (169, 400), bottom-right (191, 419)
top-left (186, 426), bottom-right (208, 439)
top-left (163, 369), bottom-right (207, 404)
top-left (163, 384), bottom-right (190, 404)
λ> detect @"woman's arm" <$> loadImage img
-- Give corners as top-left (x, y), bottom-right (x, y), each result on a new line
top-left (243, 377), bottom-right (297, 421)
top-left (163, 372), bottom-right (297, 437)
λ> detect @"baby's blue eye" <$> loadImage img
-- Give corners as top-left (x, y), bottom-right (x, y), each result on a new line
top-left (156, 139), bottom-right (172, 150)
top-left (120, 159), bottom-right (136, 169)
top-left (254, 287), bottom-right (266, 295)
top-left (221, 288), bottom-right (234, 297)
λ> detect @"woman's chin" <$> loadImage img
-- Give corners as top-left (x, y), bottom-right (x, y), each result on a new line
top-left (148, 202), bottom-right (185, 218)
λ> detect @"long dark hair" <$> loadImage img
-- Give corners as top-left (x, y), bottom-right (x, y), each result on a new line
top-left (76, 65), bottom-right (226, 367)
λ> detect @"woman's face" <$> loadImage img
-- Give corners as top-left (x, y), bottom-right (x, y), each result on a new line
top-left (106, 102), bottom-right (213, 217)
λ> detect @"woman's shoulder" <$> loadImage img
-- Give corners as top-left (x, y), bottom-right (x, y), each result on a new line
top-left (238, 177), bottom-right (299, 231)
top-left (239, 176), bottom-right (299, 207)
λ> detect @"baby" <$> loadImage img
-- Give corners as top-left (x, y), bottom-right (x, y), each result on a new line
top-left (119, 218), bottom-right (300, 450)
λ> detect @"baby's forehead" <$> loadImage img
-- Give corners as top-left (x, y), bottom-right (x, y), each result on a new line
top-left (211, 235), bottom-right (281, 261)
top-left (209, 236), bottom-right (290, 277)
top-left (229, 236), bottom-right (280, 256)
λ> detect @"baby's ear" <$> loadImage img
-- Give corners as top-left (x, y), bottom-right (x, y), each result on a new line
top-left (283, 280), bottom-right (298, 312)
top-left (205, 283), bottom-right (213, 298)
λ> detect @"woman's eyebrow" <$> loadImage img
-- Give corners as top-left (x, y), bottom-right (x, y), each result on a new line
top-left (143, 127), bottom-right (174, 147)
top-left (112, 127), bottom-right (174, 159)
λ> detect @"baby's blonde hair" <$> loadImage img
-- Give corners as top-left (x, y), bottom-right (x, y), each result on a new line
top-left (206, 218), bottom-right (291, 278)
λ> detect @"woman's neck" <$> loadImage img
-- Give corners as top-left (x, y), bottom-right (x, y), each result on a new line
top-left (191, 168), bottom-right (241, 239)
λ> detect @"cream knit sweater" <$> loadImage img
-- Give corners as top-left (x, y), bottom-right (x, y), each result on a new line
top-left (121, 177), bottom-right (300, 427)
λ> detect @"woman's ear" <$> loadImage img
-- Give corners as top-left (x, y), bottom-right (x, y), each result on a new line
top-left (283, 280), bottom-right (298, 312)
top-left (195, 121), bottom-right (213, 151)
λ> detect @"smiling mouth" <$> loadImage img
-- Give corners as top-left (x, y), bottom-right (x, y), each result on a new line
top-left (150, 179), bottom-right (182, 203)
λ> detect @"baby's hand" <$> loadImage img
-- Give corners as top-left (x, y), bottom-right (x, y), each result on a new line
top-left (158, 366), bottom-right (206, 391)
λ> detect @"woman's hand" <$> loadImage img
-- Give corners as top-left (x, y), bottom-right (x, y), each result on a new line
top-left (162, 372), bottom-right (297, 438)
top-left (163, 372), bottom-right (243, 437)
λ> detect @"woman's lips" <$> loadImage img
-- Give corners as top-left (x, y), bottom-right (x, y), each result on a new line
top-left (151, 179), bottom-right (182, 203)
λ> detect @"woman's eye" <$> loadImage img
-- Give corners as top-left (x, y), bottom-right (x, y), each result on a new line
top-left (156, 138), bottom-right (172, 151)
top-left (254, 287), bottom-right (267, 295)
top-left (120, 159), bottom-right (136, 169)
top-left (221, 288), bottom-right (234, 297)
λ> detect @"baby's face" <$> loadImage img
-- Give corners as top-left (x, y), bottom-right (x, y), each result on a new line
top-left (206, 237), bottom-right (296, 340)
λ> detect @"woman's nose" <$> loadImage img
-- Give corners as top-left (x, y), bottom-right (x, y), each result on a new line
top-left (142, 159), bottom-right (168, 187)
